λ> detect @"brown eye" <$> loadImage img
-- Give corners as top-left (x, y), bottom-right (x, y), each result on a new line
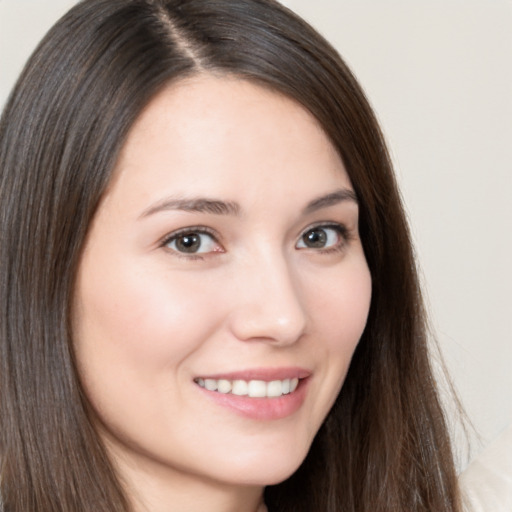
top-left (175, 233), bottom-right (201, 253)
top-left (166, 231), bottom-right (218, 254)
top-left (296, 225), bottom-right (344, 250)
top-left (302, 228), bottom-right (327, 248)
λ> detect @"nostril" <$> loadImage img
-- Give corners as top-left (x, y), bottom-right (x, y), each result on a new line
top-left (227, 305), bottom-right (307, 345)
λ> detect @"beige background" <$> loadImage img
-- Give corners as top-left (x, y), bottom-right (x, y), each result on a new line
top-left (1, 0), bottom-right (511, 466)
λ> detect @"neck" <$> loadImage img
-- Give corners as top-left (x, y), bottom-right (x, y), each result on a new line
top-left (127, 477), bottom-right (266, 512)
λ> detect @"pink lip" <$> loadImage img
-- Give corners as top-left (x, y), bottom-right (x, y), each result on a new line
top-left (194, 367), bottom-right (312, 421)
top-left (196, 366), bottom-right (311, 382)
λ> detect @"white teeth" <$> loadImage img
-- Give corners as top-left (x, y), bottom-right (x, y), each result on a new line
top-left (248, 380), bottom-right (267, 397)
top-left (267, 380), bottom-right (283, 397)
top-left (232, 380), bottom-right (249, 396)
top-left (217, 379), bottom-right (232, 394)
top-left (204, 379), bottom-right (218, 391)
top-left (196, 377), bottom-right (302, 398)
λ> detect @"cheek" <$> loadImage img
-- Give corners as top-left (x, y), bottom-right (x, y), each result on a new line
top-left (72, 260), bottom-right (224, 387)
top-left (307, 259), bottom-right (372, 396)
top-left (71, 261), bottom-right (229, 444)
top-left (314, 260), bottom-right (372, 347)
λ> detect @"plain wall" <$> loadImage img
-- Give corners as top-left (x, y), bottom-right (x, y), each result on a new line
top-left (1, 0), bottom-right (511, 465)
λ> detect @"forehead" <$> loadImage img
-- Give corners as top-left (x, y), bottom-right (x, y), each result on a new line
top-left (105, 74), bottom-right (351, 214)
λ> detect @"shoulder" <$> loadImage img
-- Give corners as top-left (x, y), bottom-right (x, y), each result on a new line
top-left (460, 424), bottom-right (512, 512)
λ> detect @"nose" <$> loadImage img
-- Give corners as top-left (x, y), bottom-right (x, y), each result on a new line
top-left (227, 251), bottom-right (308, 346)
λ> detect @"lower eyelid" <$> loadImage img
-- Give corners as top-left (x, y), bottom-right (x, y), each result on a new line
top-left (159, 224), bottom-right (353, 256)
top-left (161, 228), bottom-right (222, 254)
top-left (297, 224), bottom-right (349, 249)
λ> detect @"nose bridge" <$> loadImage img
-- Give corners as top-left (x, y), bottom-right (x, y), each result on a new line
top-left (228, 246), bottom-right (307, 345)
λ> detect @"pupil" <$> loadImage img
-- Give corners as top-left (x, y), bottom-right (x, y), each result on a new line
top-left (305, 229), bottom-right (326, 248)
top-left (176, 233), bottom-right (200, 253)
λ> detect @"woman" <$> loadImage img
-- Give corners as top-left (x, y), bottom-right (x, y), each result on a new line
top-left (0, 0), bottom-right (462, 511)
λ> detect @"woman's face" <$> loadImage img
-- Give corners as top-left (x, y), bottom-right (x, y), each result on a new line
top-left (73, 75), bottom-right (371, 494)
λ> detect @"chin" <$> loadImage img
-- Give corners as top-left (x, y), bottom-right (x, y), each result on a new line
top-left (214, 443), bottom-right (310, 487)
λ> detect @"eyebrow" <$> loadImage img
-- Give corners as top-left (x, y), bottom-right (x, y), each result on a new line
top-left (140, 197), bottom-right (241, 218)
top-left (302, 188), bottom-right (358, 214)
top-left (139, 188), bottom-right (357, 219)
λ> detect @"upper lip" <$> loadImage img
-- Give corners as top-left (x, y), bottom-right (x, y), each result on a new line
top-left (195, 367), bottom-right (311, 382)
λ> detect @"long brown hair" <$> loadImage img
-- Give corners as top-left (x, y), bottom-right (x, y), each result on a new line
top-left (0, 0), bottom-right (461, 510)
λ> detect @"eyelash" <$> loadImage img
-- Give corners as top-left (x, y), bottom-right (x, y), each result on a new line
top-left (297, 222), bottom-right (351, 254)
top-left (160, 222), bottom-right (351, 260)
top-left (160, 226), bottom-right (222, 261)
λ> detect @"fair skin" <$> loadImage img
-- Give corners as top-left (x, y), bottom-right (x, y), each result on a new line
top-left (72, 75), bottom-right (372, 512)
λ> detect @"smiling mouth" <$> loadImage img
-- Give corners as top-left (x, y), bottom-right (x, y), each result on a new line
top-left (194, 377), bottom-right (300, 398)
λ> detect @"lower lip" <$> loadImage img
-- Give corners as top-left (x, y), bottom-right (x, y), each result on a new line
top-left (196, 378), bottom-right (310, 420)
